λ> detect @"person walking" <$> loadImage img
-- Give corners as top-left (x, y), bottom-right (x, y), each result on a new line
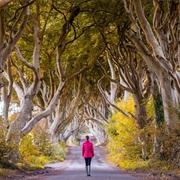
top-left (82, 135), bottom-right (94, 176)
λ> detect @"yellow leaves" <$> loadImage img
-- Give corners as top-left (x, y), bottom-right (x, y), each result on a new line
top-left (106, 95), bottom-right (141, 167)
top-left (19, 133), bottom-right (51, 169)
top-left (19, 134), bottom-right (43, 168)
top-left (146, 95), bottom-right (155, 120)
top-left (118, 159), bottom-right (150, 170)
top-left (107, 95), bottom-right (137, 138)
top-left (18, 132), bottom-right (67, 170)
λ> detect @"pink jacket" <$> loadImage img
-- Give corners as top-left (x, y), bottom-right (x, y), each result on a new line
top-left (82, 140), bottom-right (94, 158)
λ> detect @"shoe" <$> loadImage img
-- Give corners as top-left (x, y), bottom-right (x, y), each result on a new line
top-left (87, 174), bottom-right (91, 176)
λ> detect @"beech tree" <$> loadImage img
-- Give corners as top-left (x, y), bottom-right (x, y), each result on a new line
top-left (0, 1), bottom-right (31, 128)
top-left (3, 0), bottom-right (85, 161)
top-left (123, 0), bottom-right (180, 127)
top-left (88, 0), bottom-right (180, 159)
top-left (1, 0), bottom-right (107, 162)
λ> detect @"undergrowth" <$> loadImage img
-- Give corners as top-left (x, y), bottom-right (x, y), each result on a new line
top-left (106, 95), bottom-right (180, 172)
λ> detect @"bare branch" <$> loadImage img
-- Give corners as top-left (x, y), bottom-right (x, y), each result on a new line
top-left (21, 81), bottom-right (66, 136)
top-left (97, 76), bottom-right (129, 117)
top-left (10, 56), bottom-right (28, 91)
top-left (87, 102), bottom-right (108, 123)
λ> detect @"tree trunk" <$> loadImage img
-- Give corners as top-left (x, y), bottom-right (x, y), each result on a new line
top-left (0, 7), bottom-right (5, 88)
top-left (6, 94), bottom-right (34, 162)
top-left (152, 81), bottom-right (164, 158)
top-left (133, 94), bottom-right (149, 159)
top-left (130, 0), bottom-right (179, 127)
top-left (1, 85), bottom-right (10, 128)
top-left (133, 95), bottom-right (147, 129)
top-left (48, 102), bottom-right (65, 141)
top-left (159, 72), bottom-right (179, 126)
top-left (107, 53), bottom-right (117, 104)
top-left (1, 58), bottom-right (13, 129)
top-left (178, 2), bottom-right (180, 68)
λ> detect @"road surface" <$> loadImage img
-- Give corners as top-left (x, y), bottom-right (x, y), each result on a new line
top-left (28, 138), bottom-right (142, 180)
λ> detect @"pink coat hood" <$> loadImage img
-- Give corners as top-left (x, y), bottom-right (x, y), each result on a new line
top-left (82, 140), bottom-right (94, 158)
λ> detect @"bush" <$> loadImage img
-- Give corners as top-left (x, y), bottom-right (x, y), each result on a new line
top-left (106, 96), bottom-right (142, 169)
top-left (19, 134), bottom-right (50, 169)
top-left (19, 129), bottom-right (67, 170)
top-left (106, 94), bottom-right (180, 170)
top-left (0, 125), bottom-right (15, 168)
top-left (33, 130), bottom-right (67, 161)
top-left (154, 123), bottom-right (180, 168)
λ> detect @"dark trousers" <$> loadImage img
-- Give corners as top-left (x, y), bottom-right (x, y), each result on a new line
top-left (84, 157), bottom-right (92, 166)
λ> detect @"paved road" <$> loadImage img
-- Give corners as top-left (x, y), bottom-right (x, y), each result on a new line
top-left (35, 140), bottom-right (141, 180)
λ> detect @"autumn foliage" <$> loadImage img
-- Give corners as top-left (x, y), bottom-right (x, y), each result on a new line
top-left (0, 122), bottom-right (66, 170)
top-left (106, 95), bottom-right (180, 170)
top-left (18, 131), bottom-right (67, 170)
top-left (106, 96), bottom-right (142, 169)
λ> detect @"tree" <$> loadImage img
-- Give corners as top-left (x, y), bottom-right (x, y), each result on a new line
top-left (5, 0), bottom-right (84, 161)
top-left (0, 1), bottom-right (31, 130)
top-left (123, 0), bottom-right (180, 127)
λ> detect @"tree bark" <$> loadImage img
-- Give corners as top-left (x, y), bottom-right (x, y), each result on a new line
top-left (0, 7), bottom-right (5, 88)
top-left (5, 3), bottom-right (40, 161)
top-left (152, 80), bottom-right (164, 157)
top-left (129, 30), bottom-right (178, 126)
top-left (0, 0), bottom-right (13, 7)
top-left (178, 2), bottom-right (180, 68)
top-left (131, 0), bottom-right (179, 126)
top-left (1, 58), bottom-right (13, 128)
top-left (107, 52), bottom-right (117, 104)
top-left (21, 81), bottom-right (65, 136)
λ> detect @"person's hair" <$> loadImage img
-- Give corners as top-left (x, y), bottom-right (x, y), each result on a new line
top-left (86, 135), bottom-right (89, 140)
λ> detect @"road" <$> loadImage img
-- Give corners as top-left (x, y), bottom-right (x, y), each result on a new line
top-left (29, 138), bottom-right (142, 180)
